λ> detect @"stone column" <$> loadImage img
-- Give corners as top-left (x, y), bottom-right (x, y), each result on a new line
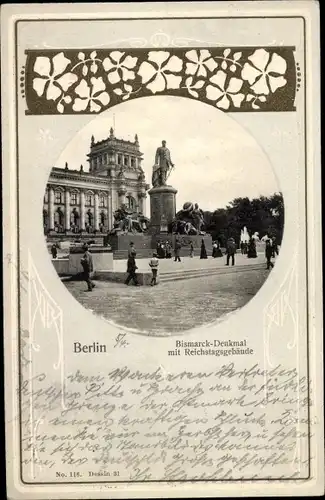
top-left (65, 189), bottom-right (70, 231)
top-left (48, 186), bottom-right (55, 231)
top-left (138, 192), bottom-right (146, 215)
top-left (80, 191), bottom-right (85, 231)
top-left (107, 192), bottom-right (113, 230)
top-left (94, 192), bottom-right (99, 231)
top-left (118, 186), bottom-right (126, 206)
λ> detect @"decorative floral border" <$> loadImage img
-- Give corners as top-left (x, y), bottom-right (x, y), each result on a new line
top-left (23, 47), bottom-right (298, 114)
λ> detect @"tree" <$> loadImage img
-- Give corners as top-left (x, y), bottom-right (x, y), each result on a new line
top-left (203, 192), bottom-right (284, 245)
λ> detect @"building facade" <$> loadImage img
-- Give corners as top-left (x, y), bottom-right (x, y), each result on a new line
top-left (43, 128), bottom-right (149, 235)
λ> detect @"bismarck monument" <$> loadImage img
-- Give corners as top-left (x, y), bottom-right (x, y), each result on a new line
top-left (148, 140), bottom-right (177, 235)
top-left (106, 137), bottom-right (212, 257)
top-left (149, 140), bottom-right (212, 255)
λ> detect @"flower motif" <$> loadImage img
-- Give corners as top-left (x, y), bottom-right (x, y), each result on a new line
top-left (37, 128), bottom-right (55, 143)
top-left (185, 49), bottom-right (218, 77)
top-left (138, 51), bottom-right (183, 93)
top-left (184, 77), bottom-right (205, 98)
top-left (103, 51), bottom-right (138, 84)
top-left (33, 52), bottom-right (78, 100)
top-left (206, 70), bottom-right (244, 109)
top-left (241, 48), bottom-right (287, 95)
top-left (72, 77), bottom-right (110, 112)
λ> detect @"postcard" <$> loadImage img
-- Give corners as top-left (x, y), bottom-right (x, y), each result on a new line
top-left (2, 1), bottom-right (323, 498)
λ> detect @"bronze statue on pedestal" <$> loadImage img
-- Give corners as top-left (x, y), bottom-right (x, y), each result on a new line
top-left (152, 140), bottom-right (175, 187)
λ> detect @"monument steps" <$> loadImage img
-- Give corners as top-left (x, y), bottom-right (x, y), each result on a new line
top-left (159, 263), bottom-right (265, 283)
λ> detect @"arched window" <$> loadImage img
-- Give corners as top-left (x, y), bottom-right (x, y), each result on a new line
top-left (126, 195), bottom-right (136, 211)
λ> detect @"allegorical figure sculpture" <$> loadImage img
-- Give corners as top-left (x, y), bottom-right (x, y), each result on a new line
top-left (152, 140), bottom-right (175, 187)
top-left (191, 203), bottom-right (205, 233)
top-left (110, 204), bottom-right (150, 234)
top-left (171, 201), bottom-right (206, 235)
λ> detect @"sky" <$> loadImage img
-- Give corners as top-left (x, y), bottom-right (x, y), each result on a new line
top-left (56, 95), bottom-right (279, 213)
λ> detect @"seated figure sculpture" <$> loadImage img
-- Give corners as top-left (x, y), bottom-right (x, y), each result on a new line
top-left (172, 202), bottom-right (206, 235)
top-left (110, 204), bottom-right (150, 234)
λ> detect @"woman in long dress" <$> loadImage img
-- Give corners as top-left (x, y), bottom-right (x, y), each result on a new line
top-left (247, 238), bottom-right (257, 258)
top-left (212, 241), bottom-right (223, 258)
top-left (200, 239), bottom-right (208, 259)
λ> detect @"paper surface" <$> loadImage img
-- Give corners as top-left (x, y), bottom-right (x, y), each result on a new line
top-left (2, 1), bottom-right (323, 498)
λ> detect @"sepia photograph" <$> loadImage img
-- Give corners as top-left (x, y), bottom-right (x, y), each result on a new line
top-left (44, 97), bottom-right (284, 334)
top-left (2, 2), bottom-right (323, 498)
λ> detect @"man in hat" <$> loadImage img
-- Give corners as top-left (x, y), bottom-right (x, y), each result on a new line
top-left (226, 237), bottom-right (236, 266)
top-left (265, 239), bottom-right (274, 270)
top-left (80, 244), bottom-right (95, 291)
top-left (125, 242), bottom-right (140, 286)
top-left (128, 241), bottom-right (136, 259)
top-left (174, 238), bottom-right (182, 262)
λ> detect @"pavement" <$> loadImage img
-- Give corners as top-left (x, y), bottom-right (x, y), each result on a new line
top-left (64, 253), bottom-right (274, 335)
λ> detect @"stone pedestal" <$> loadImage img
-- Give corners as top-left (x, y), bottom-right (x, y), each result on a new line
top-left (104, 233), bottom-right (154, 259)
top-left (106, 233), bottom-right (152, 252)
top-left (148, 185), bottom-right (177, 235)
top-left (68, 246), bottom-right (114, 274)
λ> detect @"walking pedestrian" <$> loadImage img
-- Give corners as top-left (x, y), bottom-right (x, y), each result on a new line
top-left (80, 244), bottom-right (95, 291)
top-left (271, 237), bottom-right (279, 258)
top-left (149, 252), bottom-right (159, 286)
top-left (51, 243), bottom-right (57, 259)
top-left (125, 254), bottom-right (139, 286)
top-left (174, 238), bottom-right (181, 262)
top-left (160, 243), bottom-right (166, 259)
top-left (226, 237), bottom-right (236, 266)
top-left (128, 241), bottom-right (136, 259)
top-left (215, 240), bottom-right (223, 257)
top-left (265, 239), bottom-right (274, 270)
top-left (189, 241), bottom-right (194, 258)
top-left (200, 239), bottom-right (208, 259)
top-left (247, 238), bottom-right (257, 258)
top-left (165, 241), bottom-right (172, 259)
top-left (212, 241), bottom-right (219, 258)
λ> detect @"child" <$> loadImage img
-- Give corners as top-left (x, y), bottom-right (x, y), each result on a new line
top-left (149, 253), bottom-right (159, 286)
